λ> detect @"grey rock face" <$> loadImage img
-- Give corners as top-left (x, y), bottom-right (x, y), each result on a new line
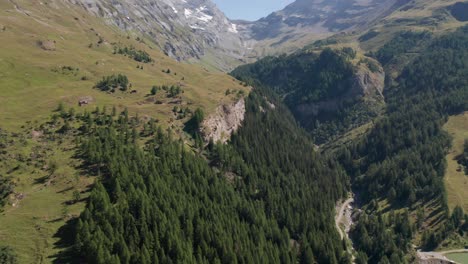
top-left (68, 0), bottom-right (251, 69)
top-left (67, 0), bottom-right (411, 68)
top-left (243, 0), bottom-right (409, 40)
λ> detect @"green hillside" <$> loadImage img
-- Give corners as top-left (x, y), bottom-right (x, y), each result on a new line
top-left (0, 0), bottom-right (247, 132)
top-left (231, 24), bottom-right (468, 262)
top-left (443, 112), bottom-right (468, 213)
top-left (232, 48), bottom-right (384, 144)
top-left (1, 0), bottom-right (468, 263)
top-left (0, 1), bottom-right (248, 263)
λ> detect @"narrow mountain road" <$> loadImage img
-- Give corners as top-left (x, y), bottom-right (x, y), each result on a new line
top-left (335, 197), bottom-right (354, 240)
top-left (417, 249), bottom-right (468, 263)
top-left (438, 249), bottom-right (468, 254)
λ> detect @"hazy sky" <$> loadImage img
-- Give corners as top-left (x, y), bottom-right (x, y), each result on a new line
top-left (212, 0), bottom-right (294, 21)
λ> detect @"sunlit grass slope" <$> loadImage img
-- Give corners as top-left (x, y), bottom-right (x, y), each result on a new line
top-left (0, 1), bottom-right (248, 263)
top-left (0, 0), bottom-right (248, 132)
top-left (443, 112), bottom-right (468, 213)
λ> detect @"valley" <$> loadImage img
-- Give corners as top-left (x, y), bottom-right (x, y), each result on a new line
top-left (0, 0), bottom-right (467, 263)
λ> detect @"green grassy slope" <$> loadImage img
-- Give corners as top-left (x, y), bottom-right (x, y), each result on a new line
top-left (0, 1), bottom-right (249, 263)
top-left (358, 0), bottom-right (468, 50)
top-left (0, 126), bottom-right (93, 263)
top-left (443, 112), bottom-right (468, 213)
top-left (303, 0), bottom-right (468, 62)
top-left (0, 0), bottom-right (247, 132)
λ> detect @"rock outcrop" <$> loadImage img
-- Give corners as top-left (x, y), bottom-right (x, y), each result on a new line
top-left (39, 40), bottom-right (56, 51)
top-left (201, 98), bottom-right (245, 144)
top-left (352, 63), bottom-right (385, 98)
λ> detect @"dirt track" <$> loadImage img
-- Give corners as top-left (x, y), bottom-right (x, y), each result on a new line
top-left (417, 249), bottom-right (468, 264)
top-left (335, 197), bottom-right (354, 240)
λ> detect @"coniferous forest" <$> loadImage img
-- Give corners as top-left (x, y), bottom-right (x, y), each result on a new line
top-left (2, 1), bottom-right (468, 263)
top-left (232, 25), bottom-right (468, 263)
top-left (342, 25), bottom-right (468, 261)
top-left (70, 89), bottom-right (350, 264)
top-left (63, 25), bottom-right (468, 264)
top-left (231, 48), bottom-right (382, 144)
top-left (231, 48), bottom-right (356, 105)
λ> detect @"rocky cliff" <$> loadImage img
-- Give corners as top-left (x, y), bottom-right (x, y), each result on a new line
top-left (201, 98), bottom-right (246, 143)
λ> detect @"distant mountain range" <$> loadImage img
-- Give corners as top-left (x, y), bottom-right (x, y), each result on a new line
top-left (67, 0), bottom-right (467, 69)
top-left (66, 0), bottom-right (248, 70)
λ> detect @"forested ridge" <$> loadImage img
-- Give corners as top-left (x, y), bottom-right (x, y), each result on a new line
top-left (231, 48), bottom-right (381, 144)
top-left (230, 25), bottom-right (468, 263)
top-left (210, 90), bottom-right (350, 262)
top-left (338, 25), bottom-right (468, 262)
top-left (345, 25), bottom-right (468, 211)
top-left (231, 48), bottom-right (355, 105)
top-left (369, 31), bottom-right (432, 66)
top-left (66, 89), bottom-right (350, 263)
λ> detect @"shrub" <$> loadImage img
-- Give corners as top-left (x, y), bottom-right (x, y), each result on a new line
top-left (95, 74), bottom-right (129, 92)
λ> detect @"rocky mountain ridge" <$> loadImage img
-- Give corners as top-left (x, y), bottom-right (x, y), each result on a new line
top-left (65, 0), bottom-right (251, 70)
top-left (61, 0), bottom-right (410, 68)
top-left (62, 0), bottom-right (467, 70)
top-left (239, 0), bottom-right (409, 54)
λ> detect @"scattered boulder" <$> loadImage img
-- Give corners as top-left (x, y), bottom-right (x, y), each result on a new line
top-left (11, 192), bottom-right (25, 207)
top-left (38, 40), bottom-right (56, 51)
top-left (78, 96), bottom-right (94, 106)
top-left (31, 130), bottom-right (43, 139)
top-left (224, 172), bottom-right (241, 184)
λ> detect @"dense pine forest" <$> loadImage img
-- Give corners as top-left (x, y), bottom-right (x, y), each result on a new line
top-left (2, 0), bottom-right (468, 263)
top-left (370, 31), bottom-right (432, 66)
top-left (231, 48), bottom-right (382, 144)
top-left (231, 25), bottom-right (468, 263)
top-left (62, 89), bottom-right (351, 263)
top-left (341, 25), bottom-right (468, 261)
top-left (349, 25), bottom-right (468, 207)
top-left (232, 48), bottom-right (356, 105)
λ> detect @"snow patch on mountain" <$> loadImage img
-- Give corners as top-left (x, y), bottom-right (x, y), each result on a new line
top-left (184, 6), bottom-right (213, 22)
top-left (228, 23), bottom-right (238, 33)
